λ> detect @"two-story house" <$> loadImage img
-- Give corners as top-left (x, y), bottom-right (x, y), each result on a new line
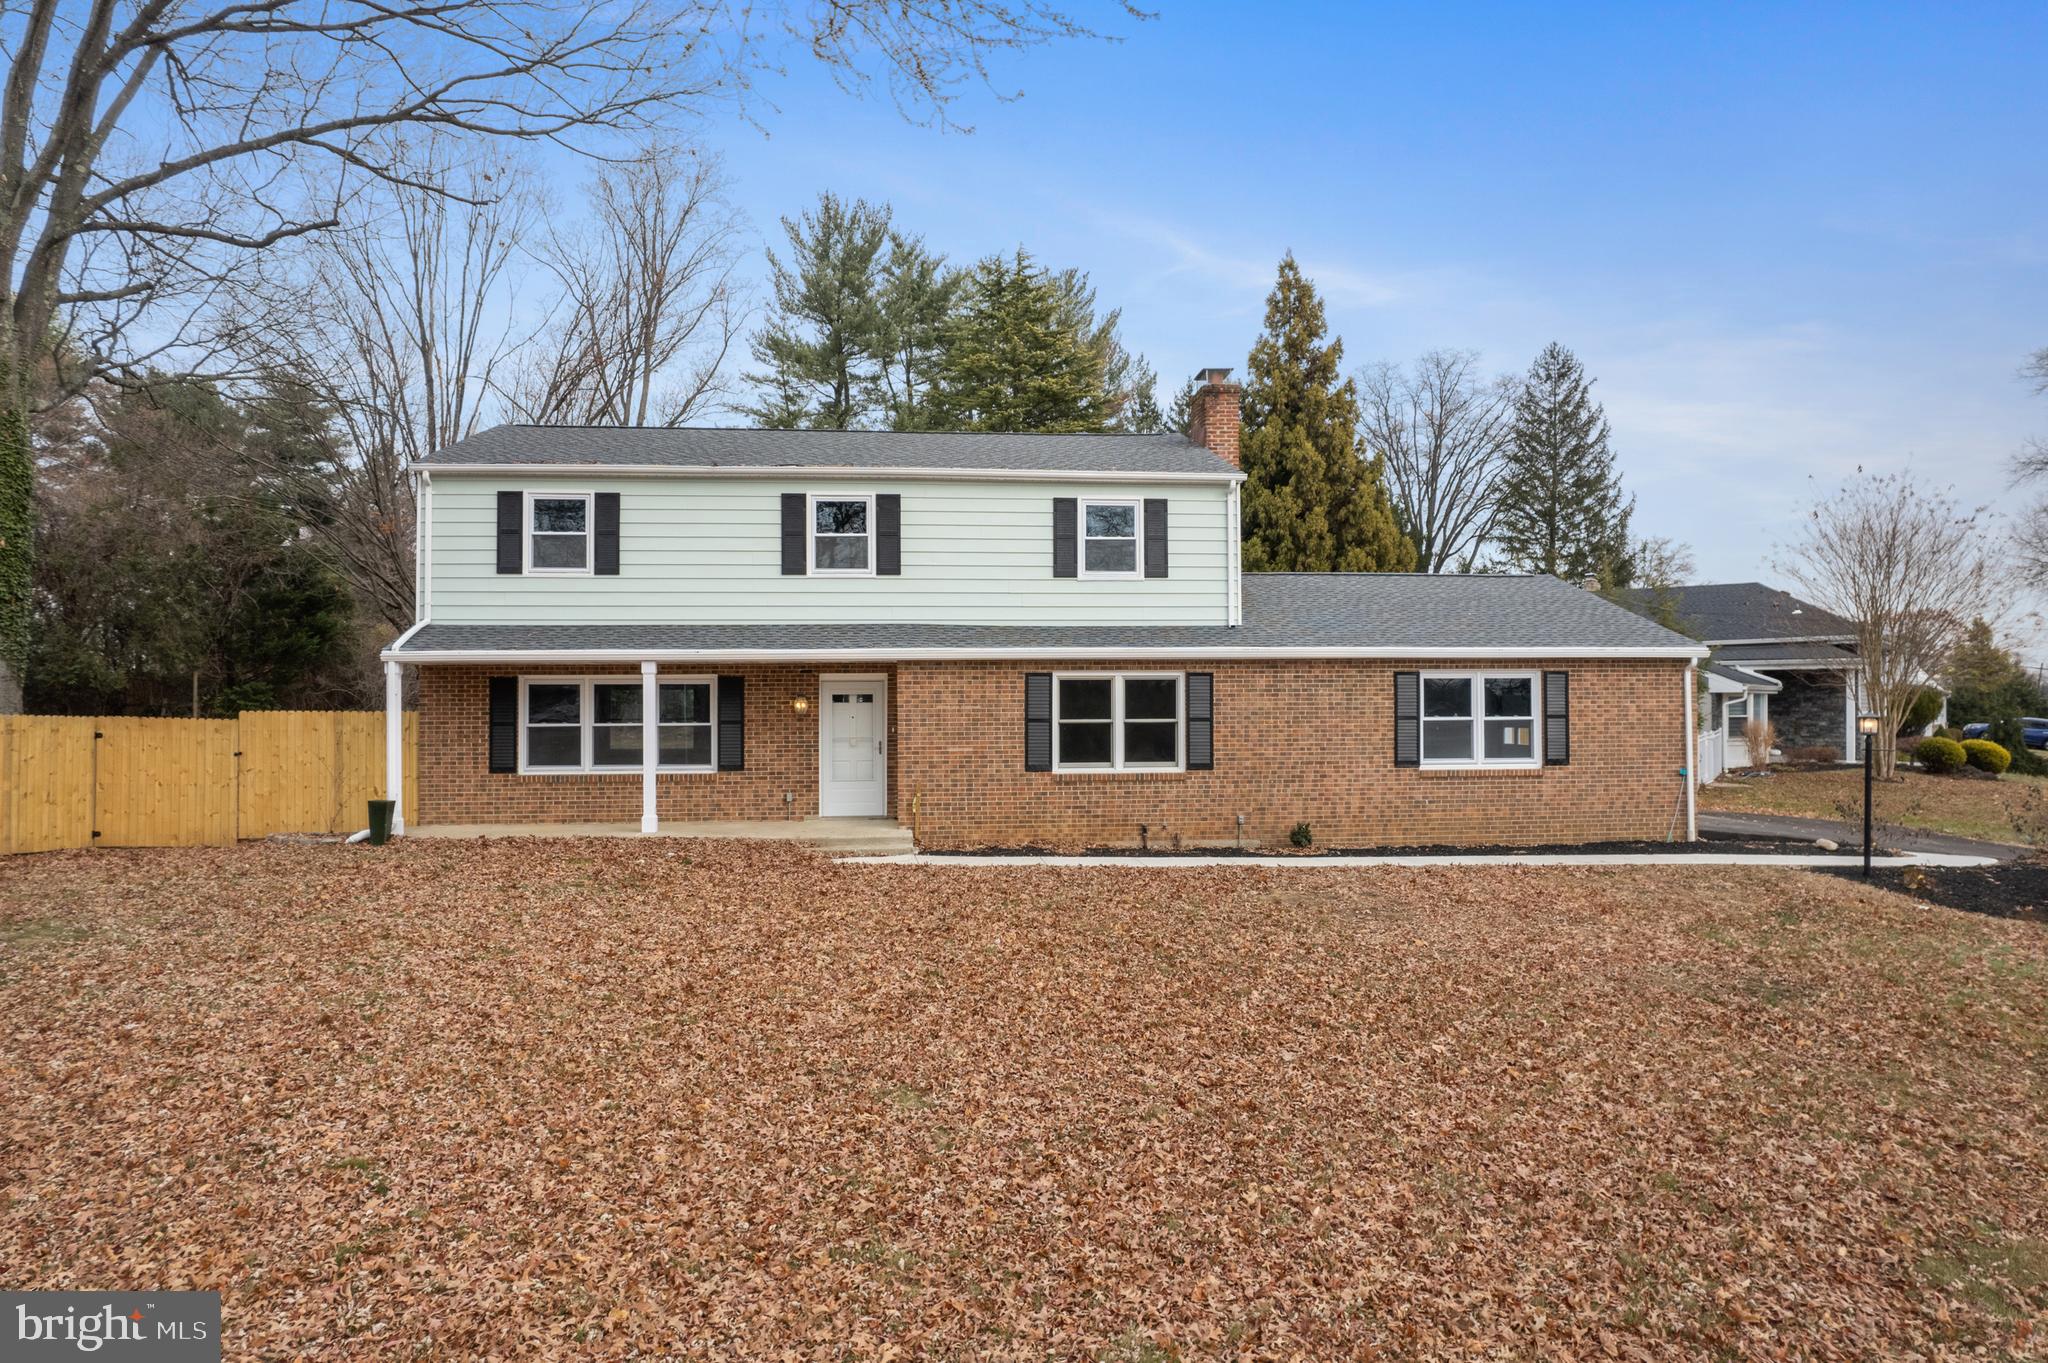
top-left (381, 370), bottom-right (1706, 849)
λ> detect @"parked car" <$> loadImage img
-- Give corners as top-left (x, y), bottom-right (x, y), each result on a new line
top-left (1960, 718), bottom-right (2048, 749)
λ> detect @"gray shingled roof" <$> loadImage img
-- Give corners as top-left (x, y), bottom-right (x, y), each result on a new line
top-left (418, 424), bottom-right (1239, 477)
top-left (1620, 582), bottom-right (1854, 642)
top-left (1705, 661), bottom-right (1783, 691)
top-left (393, 573), bottom-right (1701, 657)
top-left (1713, 641), bottom-right (1858, 666)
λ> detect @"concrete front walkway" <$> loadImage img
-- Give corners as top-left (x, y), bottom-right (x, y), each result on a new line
top-left (841, 849), bottom-right (1999, 869)
top-left (408, 817), bottom-right (914, 855)
top-left (1698, 811), bottom-right (2027, 862)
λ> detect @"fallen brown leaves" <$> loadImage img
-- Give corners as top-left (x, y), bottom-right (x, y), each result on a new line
top-left (2, 840), bottom-right (2044, 1360)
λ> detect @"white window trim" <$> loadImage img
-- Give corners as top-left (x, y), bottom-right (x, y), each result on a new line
top-left (808, 491), bottom-right (877, 578)
top-left (524, 490), bottom-right (595, 576)
top-left (517, 674), bottom-right (718, 774)
top-left (1419, 669), bottom-right (1542, 769)
top-left (1051, 670), bottom-right (1184, 772)
top-left (1076, 497), bottom-right (1143, 580)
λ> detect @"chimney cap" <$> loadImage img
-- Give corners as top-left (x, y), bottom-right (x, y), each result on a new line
top-left (1195, 366), bottom-right (1236, 388)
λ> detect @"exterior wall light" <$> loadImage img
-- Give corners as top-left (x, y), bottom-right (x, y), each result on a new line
top-left (792, 696), bottom-right (811, 715)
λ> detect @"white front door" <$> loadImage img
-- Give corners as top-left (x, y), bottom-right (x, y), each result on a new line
top-left (819, 676), bottom-right (888, 817)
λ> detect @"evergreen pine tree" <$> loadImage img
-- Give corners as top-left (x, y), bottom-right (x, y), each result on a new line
top-left (928, 249), bottom-right (1115, 432)
top-left (874, 229), bottom-right (959, 431)
top-left (740, 193), bottom-right (893, 429)
top-left (1492, 342), bottom-right (1635, 581)
top-left (1237, 255), bottom-right (1415, 571)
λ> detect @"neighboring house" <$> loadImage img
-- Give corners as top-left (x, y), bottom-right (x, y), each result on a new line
top-left (381, 370), bottom-right (1706, 849)
top-left (1628, 582), bottom-right (1865, 766)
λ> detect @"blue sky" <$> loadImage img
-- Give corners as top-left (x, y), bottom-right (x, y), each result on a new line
top-left (676, 3), bottom-right (2046, 640)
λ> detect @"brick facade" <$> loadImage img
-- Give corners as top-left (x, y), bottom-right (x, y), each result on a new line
top-left (415, 663), bottom-right (897, 825)
top-left (415, 655), bottom-right (1689, 848)
top-left (891, 656), bottom-right (1691, 849)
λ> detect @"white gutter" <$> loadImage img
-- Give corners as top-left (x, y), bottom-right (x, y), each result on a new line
top-left (384, 643), bottom-right (1709, 664)
top-left (413, 461), bottom-right (1246, 486)
top-left (1706, 635), bottom-right (1856, 647)
top-left (385, 619), bottom-right (431, 654)
top-left (1225, 482), bottom-right (1242, 627)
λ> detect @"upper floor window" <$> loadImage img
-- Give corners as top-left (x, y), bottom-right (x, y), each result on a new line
top-left (527, 493), bottom-right (591, 574)
top-left (1054, 672), bottom-right (1183, 770)
top-left (1079, 498), bottom-right (1141, 578)
top-left (1421, 671), bottom-right (1538, 767)
top-left (810, 493), bottom-right (874, 576)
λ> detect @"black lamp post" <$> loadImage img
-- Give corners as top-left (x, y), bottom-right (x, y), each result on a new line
top-left (1857, 712), bottom-right (1882, 878)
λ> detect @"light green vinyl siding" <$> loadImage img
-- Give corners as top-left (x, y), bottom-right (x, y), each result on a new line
top-left (427, 475), bottom-right (1233, 624)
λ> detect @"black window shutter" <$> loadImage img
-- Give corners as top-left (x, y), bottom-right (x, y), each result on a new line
top-left (1051, 498), bottom-right (1077, 578)
top-left (717, 675), bottom-right (745, 770)
top-left (780, 494), bottom-right (806, 575)
top-left (594, 492), bottom-right (620, 575)
top-left (1024, 672), bottom-right (1053, 771)
top-left (496, 491), bottom-right (522, 574)
top-left (488, 676), bottom-right (518, 773)
top-left (876, 493), bottom-right (901, 576)
top-left (1393, 671), bottom-right (1421, 768)
top-left (1144, 498), bottom-right (1168, 578)
top-left (1544, 670), bottom-right (1570, 766)
top-left (1186, 671), bottom-right (1213, 770)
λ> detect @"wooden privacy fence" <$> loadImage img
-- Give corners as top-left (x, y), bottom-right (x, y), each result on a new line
top-left (1, 710), bottom-right (417, 854)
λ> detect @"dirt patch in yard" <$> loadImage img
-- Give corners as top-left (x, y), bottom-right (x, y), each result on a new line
top-left (3, 840), bottom-right (2045, 1360)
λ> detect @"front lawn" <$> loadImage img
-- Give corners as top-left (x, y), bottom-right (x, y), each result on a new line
top-left (4, 841), bottom-right (2045, 1359)
top-left (1702, 765), bottom-right (2048, 845)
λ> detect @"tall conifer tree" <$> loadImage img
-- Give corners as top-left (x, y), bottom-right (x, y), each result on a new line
top-left (1492, 342), bottom-right (1634, 581)
top-left (1238, 256), bottom-right (1414, 571)
top-left (928, 249), bottom-right (1116, 432)
top-left (741, 193), bottom-right (893, 429)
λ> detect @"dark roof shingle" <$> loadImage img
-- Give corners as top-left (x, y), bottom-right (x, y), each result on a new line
top-left (1621, 582), bottom-right (1854, 642)
top-left (418, 425), bottom-right (1239, 477)
top-left (393, 573), bottom-right (1701, 657)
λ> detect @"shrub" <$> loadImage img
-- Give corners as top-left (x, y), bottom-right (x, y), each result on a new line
top-left (1785, 744), bottom-right (1840, 763)
top-left (1988, 717), bottom-right (2048, 776)
top-left (1289, 822), bottom-right (1313, 848)
top-left (1900, 688), bottom-right (1945, 734)
top-left (1937, 725), bottom-right (1965, 742)
top-left (1913, 735), bottom-right (1967, 773)
top-left (1961, 738), bottom-right (2011, 775)
top-left (1742, 717), bottom-right (1777, 768)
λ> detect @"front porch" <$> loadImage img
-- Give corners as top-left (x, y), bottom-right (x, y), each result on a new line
top-left (406, 815), bottom-right (915, 854)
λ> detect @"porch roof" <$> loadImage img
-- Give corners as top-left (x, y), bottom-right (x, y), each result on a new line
top-left (386, 573), bottom-right (1707, 663)
top-left (1704, 662), bottom-right (1784, 693)
top-left (1713, 641), bottom-right (1859, 669)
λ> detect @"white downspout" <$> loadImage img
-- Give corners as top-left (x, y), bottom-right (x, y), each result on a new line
top-left (1226, 481), bottom-right (1242, 628)
top-left (1684, 662), bottom-right (1697, 841)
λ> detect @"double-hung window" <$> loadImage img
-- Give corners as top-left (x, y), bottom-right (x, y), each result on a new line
top-left (810, 493), bottom-right (875, 575)
top-left (521, 677), bottom-right (716, 772)
top-left (1420, 672), bottom-right (1538, 767)
top-left (526, 493), bottom-right (592, 573)
top-left (1054, 672), bottom-right (1183, 770)
top-left (1078, 498), bottom-right (1141, 578)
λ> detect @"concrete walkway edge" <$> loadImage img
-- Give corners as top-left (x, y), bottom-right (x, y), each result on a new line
top-left (839, 850), bottom-right (1999, 869)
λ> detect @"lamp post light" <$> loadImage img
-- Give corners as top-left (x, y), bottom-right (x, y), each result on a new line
top-left (1857, 712), bottom-right (1882, 878)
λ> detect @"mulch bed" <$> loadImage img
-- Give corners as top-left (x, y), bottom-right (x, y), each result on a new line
top-left (941, 835), bottom-right (1824, 858)
top-left (1814, 856), bottom-right (2048, 923)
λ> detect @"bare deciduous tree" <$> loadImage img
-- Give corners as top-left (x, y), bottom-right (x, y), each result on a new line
top-left (0, 0), bottom-right (1145, 711)
top-left (512, 148), bottom-right (743, 427)
top-left (1356, 351), bottom-right (1518, 573)
top-left (1778, 471), bottom-right (1995, 777)
top-left (2014, 346), bottom-right (2048, 591)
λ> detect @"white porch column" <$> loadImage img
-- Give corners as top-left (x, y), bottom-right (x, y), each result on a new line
top-left (640, 661), bottom-right (659, 834)
top-left (384, 660), bottom-right (405, 835)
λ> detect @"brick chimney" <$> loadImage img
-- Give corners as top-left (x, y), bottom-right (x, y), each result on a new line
top-left (1187, 366), bottom-right (1243, 467)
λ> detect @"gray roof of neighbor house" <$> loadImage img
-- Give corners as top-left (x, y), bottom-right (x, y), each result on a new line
top-left (1712, 640), bottom-right (1859, 667)
top-left (415, 424), bottom-right (1241, 478)
top-left (1704, 661), bottom-right (1783, 691)
top-left (1622, 581), bottom-right (1855, 643)
top-left (390, 573), bottom-right (1703, 659)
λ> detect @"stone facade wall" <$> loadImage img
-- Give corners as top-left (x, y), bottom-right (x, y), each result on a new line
top-left (1768, 671), bottom-right (1848, 760)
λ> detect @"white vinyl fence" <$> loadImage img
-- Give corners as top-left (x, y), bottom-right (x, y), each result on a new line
top-left (1695, 724), bottom-right (1727, 786)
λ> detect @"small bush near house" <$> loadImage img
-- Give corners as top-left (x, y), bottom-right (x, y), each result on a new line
top-left (1914, 736), bottom-right (1968, 774)
top-left (1961, 739), bottom-right (2012, 775)
top-left (1743, 718), bottom-right (1777, 768)
top-left (1785, 745), bottom-right (1841, 763)
top-left (1899, 688), bottom-right (1944, 734)
top-left (1289, 822), bottom-right (1313, 848)
top-left (1937, 725), bottom-right (1966, 742)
